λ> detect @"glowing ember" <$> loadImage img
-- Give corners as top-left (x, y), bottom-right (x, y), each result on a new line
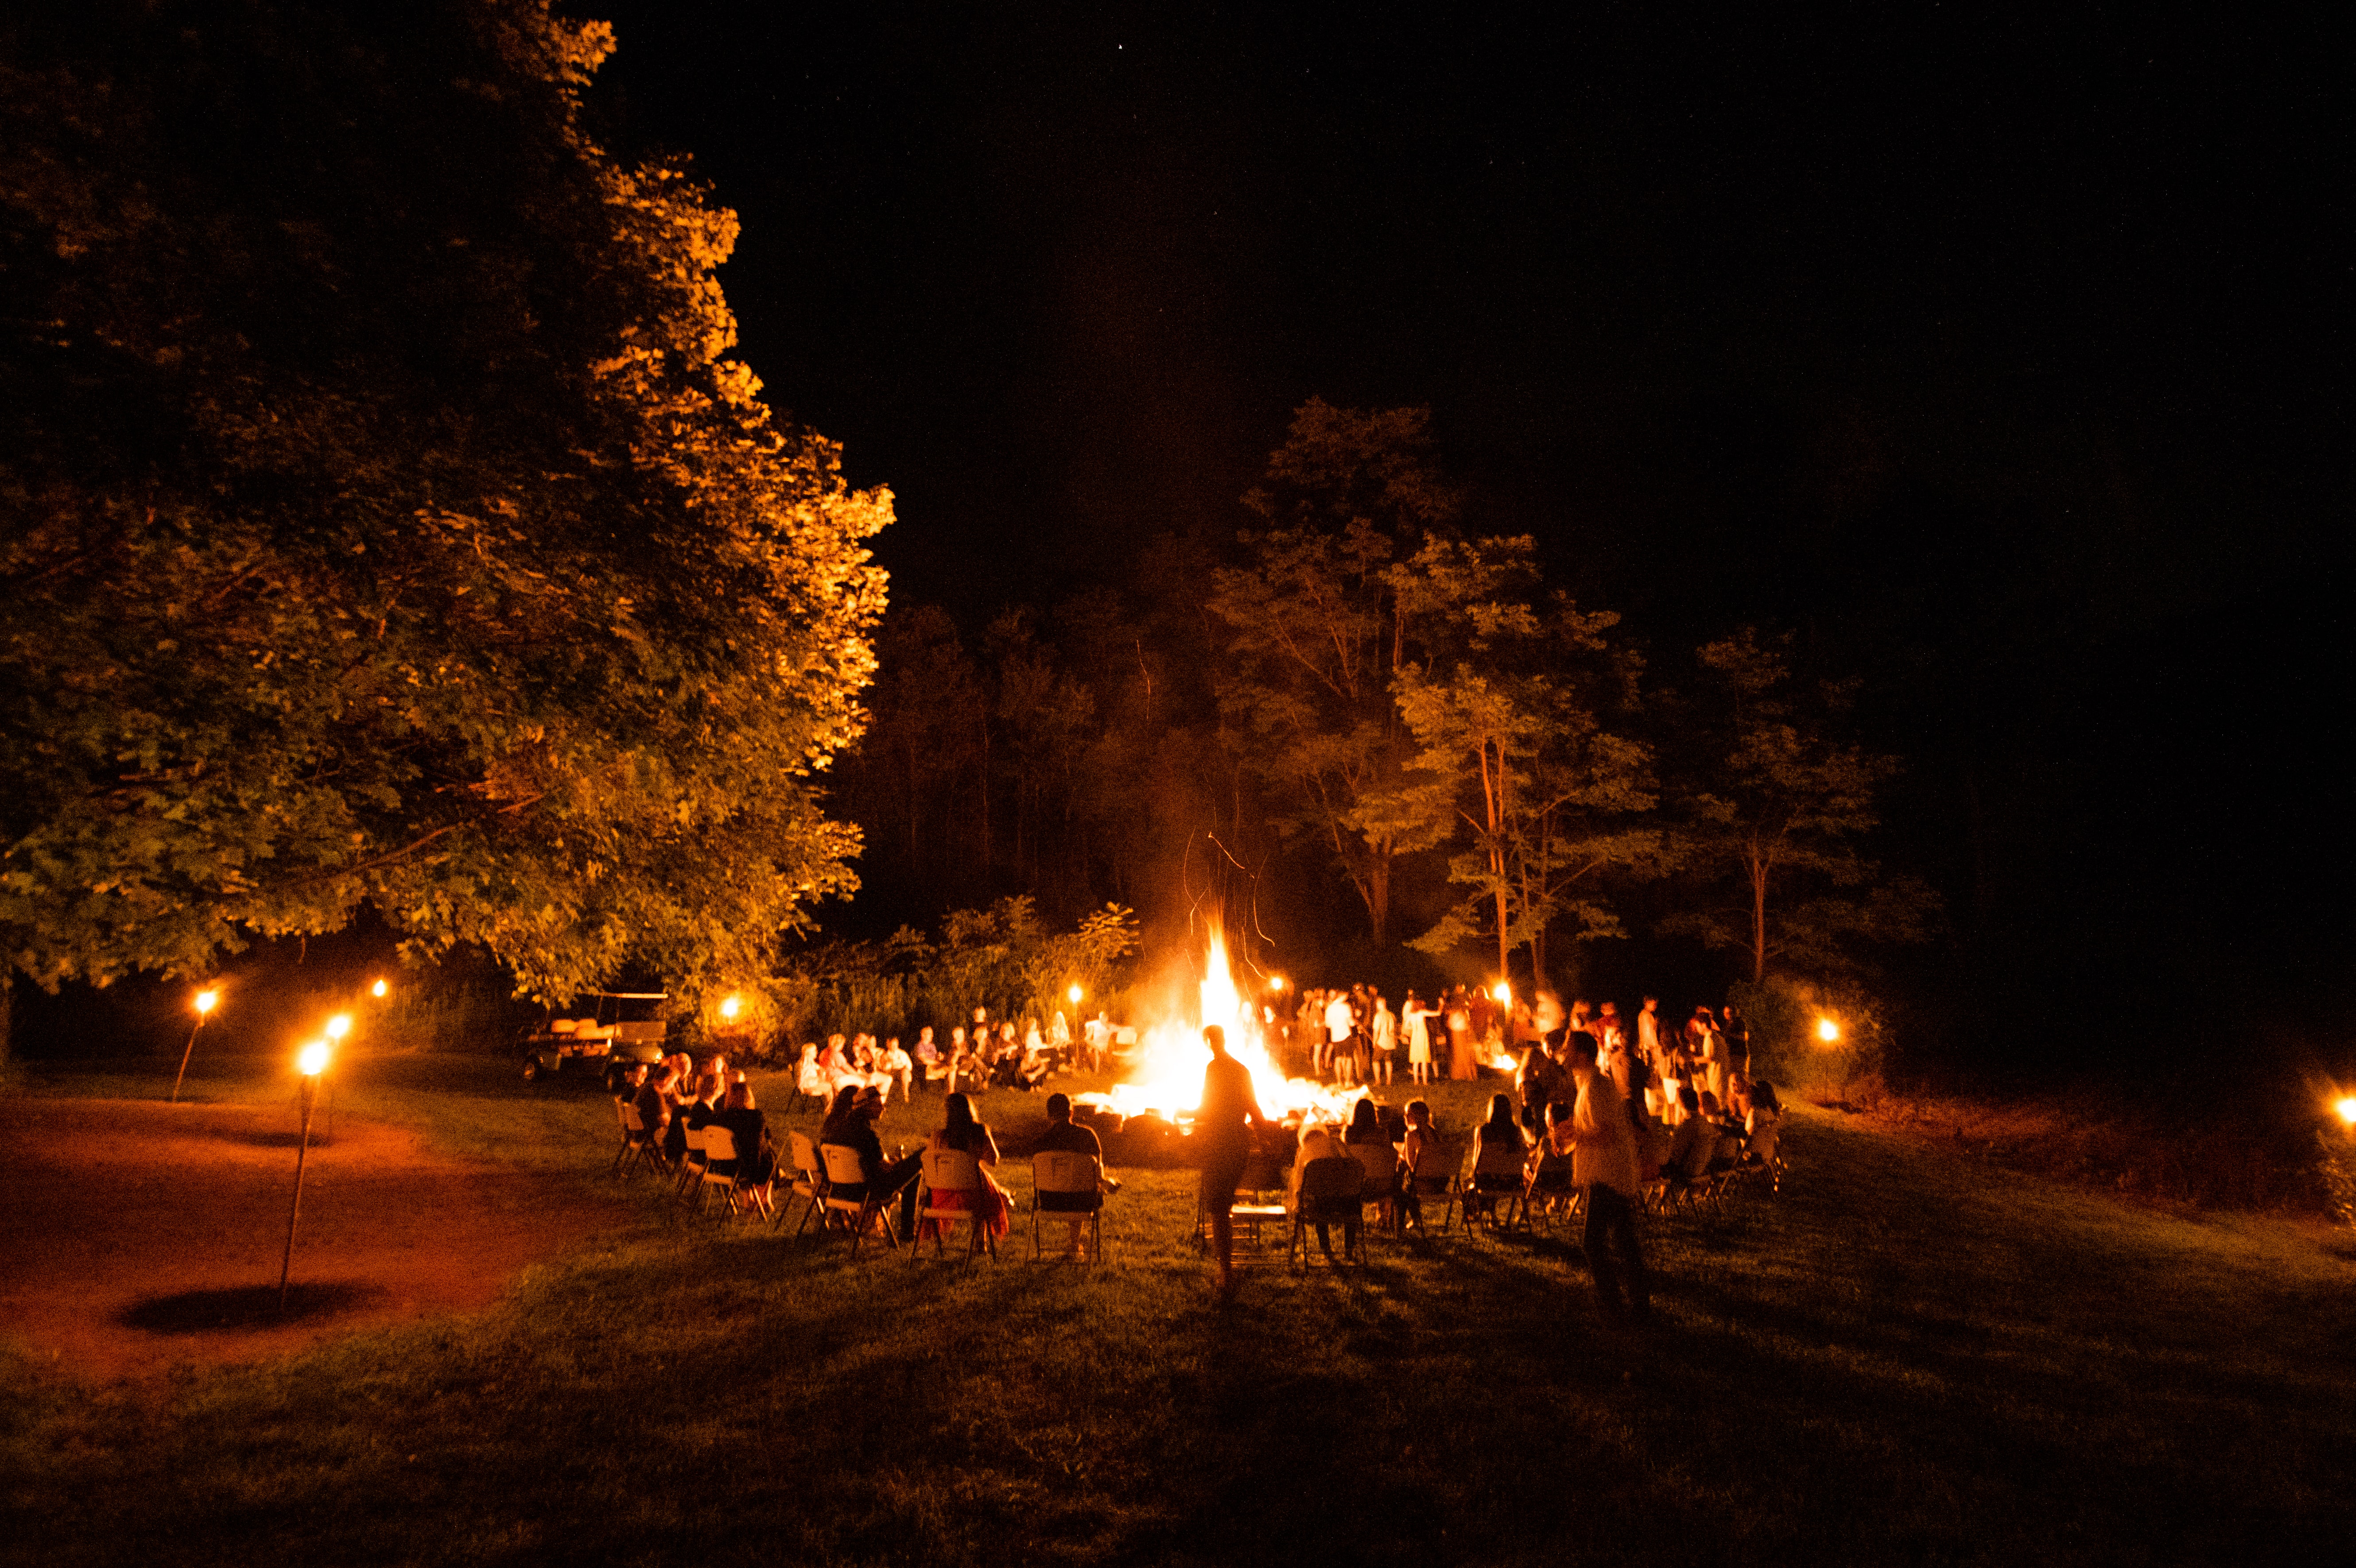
top-left (1088, 926), bottom-right (1363, 1127)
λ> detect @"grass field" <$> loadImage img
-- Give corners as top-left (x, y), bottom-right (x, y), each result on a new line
top-left (5, 1050), bottom-right (2352, 1566)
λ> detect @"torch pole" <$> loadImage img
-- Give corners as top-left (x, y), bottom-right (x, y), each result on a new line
top-left (279, 1073), bottom-right (318, 1311)
top-left (171, 1020), bottom-right (204, 1104)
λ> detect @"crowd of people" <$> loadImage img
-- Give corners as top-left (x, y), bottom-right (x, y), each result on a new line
top-left (787, 1006), bottom-right (1115, 1108)
top-left (606, 983), bottom-right (1783, 1317)
top-left (608, 1041), bottom-right (1116, 1260)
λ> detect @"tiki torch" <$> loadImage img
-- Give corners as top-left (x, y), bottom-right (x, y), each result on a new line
top-left (279, 1041), bottom-right (331, 1311)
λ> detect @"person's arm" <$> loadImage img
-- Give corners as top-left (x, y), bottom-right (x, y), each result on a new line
top-left (978, 1125), bottom-right (1001, 1166)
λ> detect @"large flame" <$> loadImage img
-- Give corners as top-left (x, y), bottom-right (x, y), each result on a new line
top-left (1089, 925), bottom-right (1362, 1126)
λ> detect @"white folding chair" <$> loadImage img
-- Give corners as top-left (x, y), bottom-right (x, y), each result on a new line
top-left (1401, 1134), bottom-right (1461, 1234)
top-left (1030, 1150), bottom-right (1104, 1262)
top-left (673, 1121), bottom-right (710, 1203)
top-left (780, 1131), bottom-right (826, 1236)
top-left (912, 1146), bottom-right (997, 1263)
top-left (696, 1124), bottom-right (741, 1216)
top-left (617, 1103), bottom-right (667, 1179)
top-left (820, 1143), bottom-right (900, 1255)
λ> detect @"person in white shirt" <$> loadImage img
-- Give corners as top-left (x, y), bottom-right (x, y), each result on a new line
top-left (1370, 994), bottom-right (1397, 1085)
top-left (1324, 991), bottom-right (1355, 1081)
top-left (1566, 1032), bottom-right (1652, 1326)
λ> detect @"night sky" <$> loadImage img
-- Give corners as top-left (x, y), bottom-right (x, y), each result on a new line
top-left (582, 5), bottom-right (2342, 1072)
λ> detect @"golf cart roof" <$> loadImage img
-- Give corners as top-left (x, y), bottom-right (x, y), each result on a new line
top-left (586, 991), bottom-right (668, 1000)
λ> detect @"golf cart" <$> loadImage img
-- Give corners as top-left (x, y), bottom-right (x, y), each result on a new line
top-left (520, 991), bottom-right (670, 1083)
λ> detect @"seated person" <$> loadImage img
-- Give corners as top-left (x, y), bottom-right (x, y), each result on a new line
top-left (1662, 1085), bottom-right (1718, 1182)
top-left (1744, 1080), bottom-right (1783, 1168)
top-left (921, 1092), bottom-right (1010, 1241)
top-left (912, 1026), bottom-right (942, 1080)
top-left (1397, 1100), bottom-right (1446, 1231)
top-left (817, 1085), bottom-right (864, 1146)
top-left (795, 1043), bottom-right (827, 1102)
top-left (1289, 1117), bottom-right (1356, 1259)
top-left (1698, 1090), bottom-right (1745, 1173)
top-left (880, 1037), bottom-right (913, 1100)
top-left (1527, 1100), bottom-right (1579, 1211)
top-left (1467, 1093), bottom-right (1530, 1220)
top-left (711, 1077), bottom-right (775, 1187)
top-left (1034, 1092), bottom-right (1112, 1256)
top-left (824, 1085), bottom-right (923, 1236)
top-left (630, 1064), bottom-right (674, 1154)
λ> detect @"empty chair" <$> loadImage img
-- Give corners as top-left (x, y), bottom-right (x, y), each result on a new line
top-left (1288, 1154), bottom-right (1365, 1268)
top-left (912, 1146), bottom-right (997, 1262)
top-left (819, 1142), bottom-right (900, 1256)
top-left (1031, 1150), bottom-right (1106, 1262)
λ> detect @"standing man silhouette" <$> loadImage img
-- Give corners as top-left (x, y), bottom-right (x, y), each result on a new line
top-left (1196, 1024), bottom-right (1268, 1297)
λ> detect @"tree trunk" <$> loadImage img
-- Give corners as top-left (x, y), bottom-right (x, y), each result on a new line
top-left (0, 970), bottom-right (11, 1069)
top-left (1749, 847), bottom-right (1769, 984)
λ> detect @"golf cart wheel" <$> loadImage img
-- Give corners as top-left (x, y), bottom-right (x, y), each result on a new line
top-left (522, 1058), bottom-right (543, 1084)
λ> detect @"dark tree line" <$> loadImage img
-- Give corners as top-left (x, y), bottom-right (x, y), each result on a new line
top-left (831, 401), bottom-right (1935, 996)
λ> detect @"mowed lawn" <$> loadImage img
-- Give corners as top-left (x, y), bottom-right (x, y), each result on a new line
top-left (5, 1052), bottom-right (2352, 1566)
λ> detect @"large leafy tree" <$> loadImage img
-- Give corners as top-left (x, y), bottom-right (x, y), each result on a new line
top-left (1661, 631), bottom-right (1937, 982)
top-left (0, 0), bottom-right (889, 1050)
top-left (1206, 399), bottom-right (1459, 941)
top-left (1391, 537), bottom-right (1658, 985)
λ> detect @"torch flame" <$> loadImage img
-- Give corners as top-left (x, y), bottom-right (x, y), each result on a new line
top-left (194, 988), bottom-right (220, 1016)
top-left (371, 979), bottom-right (389, 999)
top-left (298, 1041), bottom-right (330, 1076)
top-left (1816, 1018), bottom-right (1841, 1045)
top-left (2336, 1096), bottom-right (2356, 1128)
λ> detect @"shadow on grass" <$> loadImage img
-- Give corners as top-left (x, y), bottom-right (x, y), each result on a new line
top-left (118, 1281), bottom-right (391, 1334)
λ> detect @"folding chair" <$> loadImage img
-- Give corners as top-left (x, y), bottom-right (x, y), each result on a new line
top-left (819, 1143), bottom-right (900, 1256)
top-left (695, 1124), bottom-right (751, 1218)
top-left (780, 1131), bottom-right (827, 1237)
top-left (1195, 1148), bottom-right (1286, 1254)
top-left (617, 1103), bottom-right (667, 1179)
top-left (1348, 1139), bottom-right (1401, 1235)
top-left (609, 1098), bottom-right (635, 1175)
top-left (1521, 1152), bottom-right (1582, 1234)
top-left (1464, 1138), bottom-right (1528, 1233)
top-left (1401, 1135), bottom-right (1461, 1234)
top-left (911, 1146), bottom-right (997, 1263)
top-left (1031, 1150), bottom-right (1105, 1262)
top-left (1288, 1155), bottom-right (1365, 1268)
top-left (673, 1122), bottom-right (710, 1204)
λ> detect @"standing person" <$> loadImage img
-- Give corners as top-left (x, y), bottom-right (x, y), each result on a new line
top-left (1446, 987), bottom-right (1476, 1081)
top-left (1636, 996), bottom-right (1661, 1070)
top-left (1403, 991), bottom-right (1436, 1085)
top-left (1324, 988), bottom-right (1355, 1082)
top-left (1699, 1010), bottom-right (1728, 1104)
top-left (1196, 1024), bottom-right (1269, 1297)
top-left (1371, 992), bottom-right (1397, 1085)
top-left (1565, 1032), bottom-right (1652, 1326)
top-left (1722, 1004), bottom-right (1751, 1077)
top-left (1084, 1011), bottom-right (1111, 1073)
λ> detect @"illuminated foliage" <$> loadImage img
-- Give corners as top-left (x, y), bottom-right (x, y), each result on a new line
top-left (0, 1), bottom-right (888, 1016)
top-left (1389, 536), bottom-right (1660, 981)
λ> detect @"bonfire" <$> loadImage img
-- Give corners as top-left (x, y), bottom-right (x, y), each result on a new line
top-left (1075, 925), bottom-right (1365, 1130)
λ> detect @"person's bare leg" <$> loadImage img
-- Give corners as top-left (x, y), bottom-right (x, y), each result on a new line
top-left (1212, 1210), bottom-right (1235, 1291)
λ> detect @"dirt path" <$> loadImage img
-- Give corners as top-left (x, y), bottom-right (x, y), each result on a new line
top-left (0, 1098), bottom-right (633, 1383)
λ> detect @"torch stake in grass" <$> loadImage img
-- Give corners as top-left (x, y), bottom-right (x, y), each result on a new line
top-left (279, 1041), bottom-right (330, 1311)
